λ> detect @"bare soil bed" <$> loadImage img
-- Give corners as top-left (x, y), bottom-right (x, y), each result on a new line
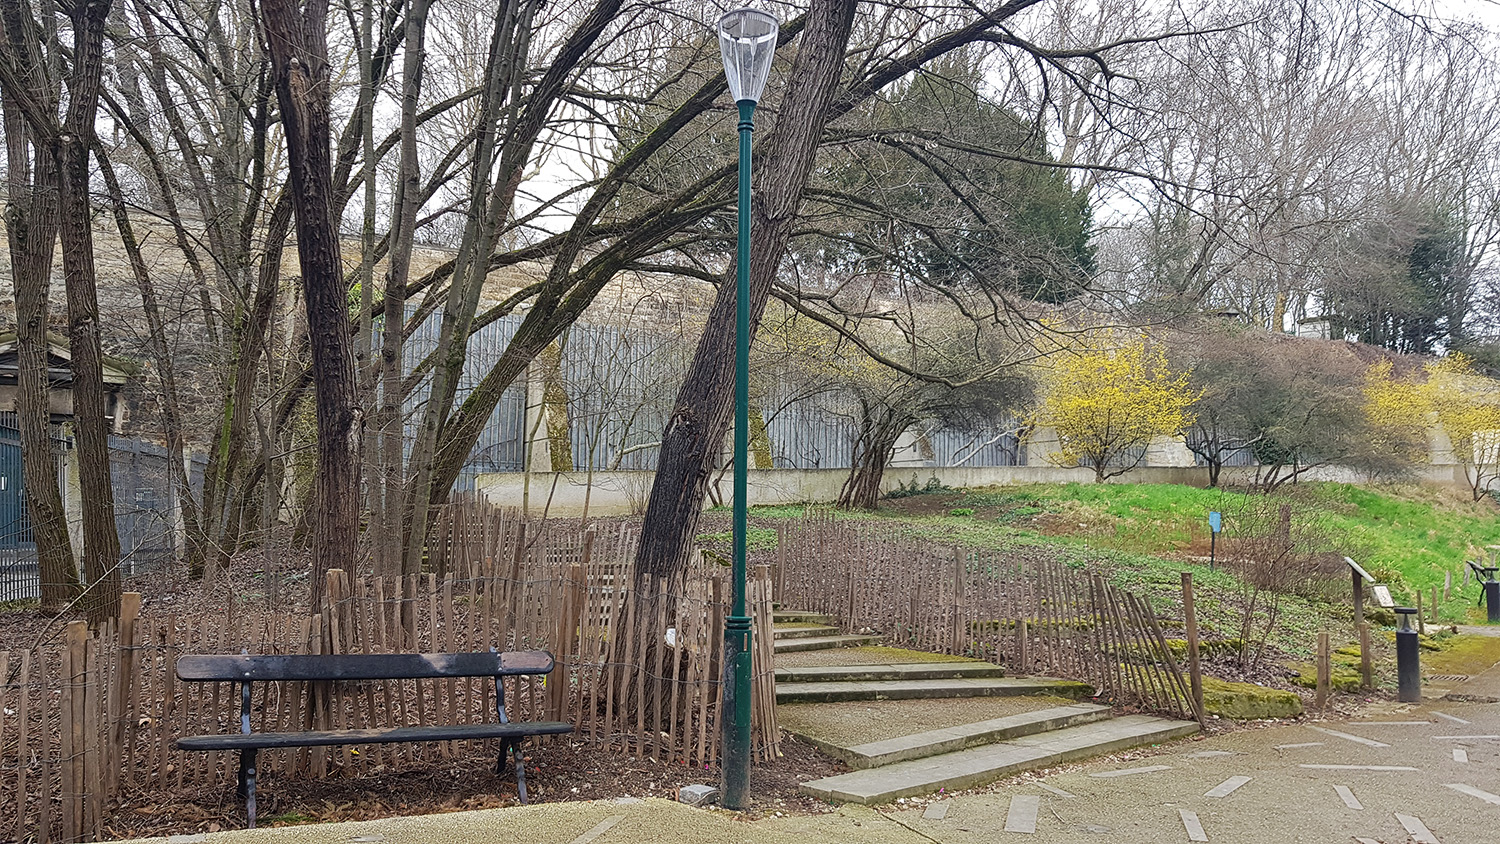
top-left (99, 733), bottom-right (844, 838)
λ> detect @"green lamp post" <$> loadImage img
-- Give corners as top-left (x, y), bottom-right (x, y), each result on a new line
top-left (716, 5), bottom-right (778, 812)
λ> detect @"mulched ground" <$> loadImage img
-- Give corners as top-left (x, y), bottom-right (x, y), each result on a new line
top-left (102, 733), bottom-right (846, 838)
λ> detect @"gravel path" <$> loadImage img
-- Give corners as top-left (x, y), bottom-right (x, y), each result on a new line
top-left (118, 696), bottom-right (1500, 844)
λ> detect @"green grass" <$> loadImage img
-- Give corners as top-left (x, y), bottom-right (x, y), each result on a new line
top-left (696, 526), bottom-right (779, 551)
top-left (750, 480), bottom-right (1500, 627)
top-left (261, 812), bottom-right (317, 826)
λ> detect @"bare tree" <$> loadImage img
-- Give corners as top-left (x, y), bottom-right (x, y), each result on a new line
top-left (0, 0), bottom-right (123, 621)
top-left (0, 0), bottom-right (78, 609)
top-left (261, 0), bottom-right (364, 603)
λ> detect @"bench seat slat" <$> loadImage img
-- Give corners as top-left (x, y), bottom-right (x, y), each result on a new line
top-left (176, 721), bottom-right (574, 751)
top-left (176, 650), bottom-right (553, 682)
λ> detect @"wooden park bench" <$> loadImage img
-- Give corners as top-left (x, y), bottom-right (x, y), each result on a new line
top-left (176, 649), bottom-right (573, 828)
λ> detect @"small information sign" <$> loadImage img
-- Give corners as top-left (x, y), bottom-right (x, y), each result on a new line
top-left (1371, 585), bottom-right (1395, 608)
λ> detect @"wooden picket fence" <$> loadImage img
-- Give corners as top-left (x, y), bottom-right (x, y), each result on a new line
top-left (772, 517), bottom-right (1200, 722)
top-left (0, 505), bottom-right (778, 843)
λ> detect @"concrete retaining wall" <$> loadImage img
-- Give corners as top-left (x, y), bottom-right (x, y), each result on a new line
top-left (475, 463), bottom-right (1476, 518)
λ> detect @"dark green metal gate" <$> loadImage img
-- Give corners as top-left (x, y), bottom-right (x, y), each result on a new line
top-left (1, 412), bottom-right (38, 601)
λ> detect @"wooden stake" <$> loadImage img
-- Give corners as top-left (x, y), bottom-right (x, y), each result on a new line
top-left (0, 652), bottom-right (8, 837)
top-left (1315, 631), bottom-right (1331, 712)
top-left (117, 593), bottom-right (141, 790)
top-left (1359, 622), bottom-right (1374, 691)
top-left (16, 651), bottom-right (30, 842)
top-left (1180, 572), bottom-right (1206, 727)
top-left (64, 620), bottom-right (86, 843)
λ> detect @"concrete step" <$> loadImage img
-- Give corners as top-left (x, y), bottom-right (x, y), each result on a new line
top-left (804, 703), bottom-right (1115, 769)
top-left (776, 676), bottom-right (1094, 704)
top-left (773, 634), bottom-right (881, 653)
top-left (800, 714), bottom-right (1199, 804)
top-left (774, 610), bottom-right (834, 625)
top-left (772, 624), bottom-right (843, 640)
top-left (774, 662), bottom-right (1008, 684)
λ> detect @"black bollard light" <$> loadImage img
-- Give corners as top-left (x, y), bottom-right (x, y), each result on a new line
top-left (1394, 607), bottom-right (1421, 703)
top-left (1480, 566), bottom-right (1500, 624)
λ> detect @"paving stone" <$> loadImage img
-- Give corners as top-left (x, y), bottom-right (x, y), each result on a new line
top-left (921, 801), bottom-right (949, 820)
top-left (1453, 748), bottom-right (1469, 762)
top-left (1203, 775), bottom-right (1250, 798)
top-left (1432, 711), bottom-right (1471, 725)
top-left (776, 677), bottom-right (1093, 704)
top-left (1431, 734), bottom-right (1500, 740)
top-left (568, 816), bottom-right (624, 844)
top-left (1306, 726), bottom-right (1390, 748)
top-left (1443, 783), bottom-right (1500, 805)
top-left (1395, 812), bottom-right (1439, 844)
top-left (1299, 764), bottom-right (1419, 771)
top-left (1035, 782), bottom-right (1075, 799)
top-left (1334, 785), bottom-right (1363, 810)
top-left (1179, 809), bottom-right (1208, 842)
top-left (799, 715), bottom-right (1197, 804)
top-left (1090, 764), bottom-right (1172, 778)
top-left (1003, 795), bottom-right (1039, 833)
top-left (1273, 742), bottom-right (1324, 749)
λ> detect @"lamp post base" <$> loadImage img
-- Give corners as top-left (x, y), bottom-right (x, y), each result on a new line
top-left (721, 614), bottom-right (753, 809)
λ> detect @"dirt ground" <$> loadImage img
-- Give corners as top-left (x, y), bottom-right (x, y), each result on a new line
top-left (99, 733), bottom-right (846, 838)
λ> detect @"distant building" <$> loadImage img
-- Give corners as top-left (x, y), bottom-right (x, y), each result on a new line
top-left (1294, 317), bottom-right (1333, 340)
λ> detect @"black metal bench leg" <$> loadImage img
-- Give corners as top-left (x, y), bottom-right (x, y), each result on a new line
top-left (238, 749), bottom-right (259, 829)
top-left (512, 740), bottom-right (529, 804)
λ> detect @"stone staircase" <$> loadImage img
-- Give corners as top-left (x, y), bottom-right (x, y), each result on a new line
top-left (772, 611), bottom-right (1199, 805)
top-left (771, 611), bottom-right (880, 653)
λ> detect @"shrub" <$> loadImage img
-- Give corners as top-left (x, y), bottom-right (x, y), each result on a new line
top-left (885, 474), bottom-right (952, 499)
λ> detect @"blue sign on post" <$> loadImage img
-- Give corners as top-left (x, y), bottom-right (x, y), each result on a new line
top-left (1207, 511), bottom-right (1221, 572)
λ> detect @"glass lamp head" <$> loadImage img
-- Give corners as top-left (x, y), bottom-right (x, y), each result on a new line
top-left (1395, 607), bottom-right (1417, 632)
top-left (717, 7), bottom-right (778, 103)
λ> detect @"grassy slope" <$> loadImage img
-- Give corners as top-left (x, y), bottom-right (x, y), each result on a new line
top-left (751, 481), bottom-right (1500, 653)
top-left (923, 482), bottom-right (1494, 622)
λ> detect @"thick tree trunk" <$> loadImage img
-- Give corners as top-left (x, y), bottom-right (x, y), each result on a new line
top-left (56, 0), bottom-right (121, 623)
top-left (837, 408), bottom-right (907, 511)
top-left (263, 0), bottom-right (363, 604)
top-left (633, 0), bottom-right (860, 592)
top-left (0, 73), bottom-right (79, 608)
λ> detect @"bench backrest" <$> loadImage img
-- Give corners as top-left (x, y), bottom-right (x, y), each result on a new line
top-left (176, 650), bottom-right (554, 683)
